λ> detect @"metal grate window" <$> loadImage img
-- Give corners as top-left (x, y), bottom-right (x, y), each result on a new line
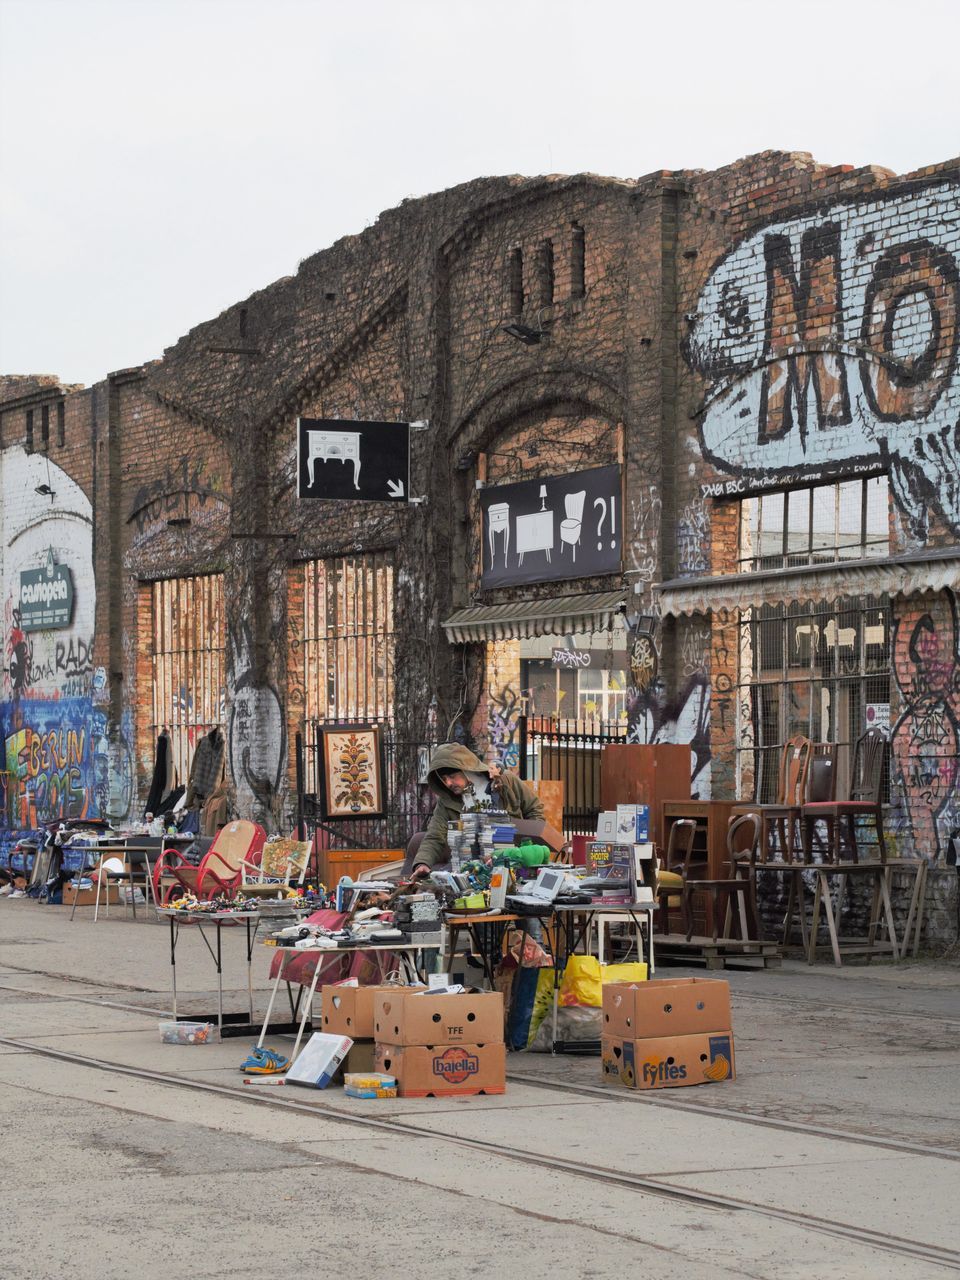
top-left (738, 476), bottom-right (889, 572)
top-left (301, 553), bottom-right (394, 784)
top-left (736, 595), bottom-right (891, 804)
top-left (148, 574), bottom-right (226, 789)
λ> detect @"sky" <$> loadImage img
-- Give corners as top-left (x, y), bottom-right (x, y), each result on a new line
top-left (1, 0), bottom-right (958, 389)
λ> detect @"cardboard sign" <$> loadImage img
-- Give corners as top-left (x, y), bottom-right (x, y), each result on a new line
top-left (602, 977), bottom-right (732, 1039)
top-left (601, 1032), bottom-right (735, 1090)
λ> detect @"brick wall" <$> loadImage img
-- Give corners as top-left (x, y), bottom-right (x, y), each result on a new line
top-left (2, 152), bottom-right (958, 872)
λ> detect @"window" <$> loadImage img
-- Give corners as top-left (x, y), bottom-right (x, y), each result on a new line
top-left (537, 239), bottom-right (555, 309)
top-left (507, 246), bottom-right (524, 316)
top-left (57, 401), bottom-right (65, 447)
top-left (301, 552), bottom-right (394, 782)
top-left (41, 405), bottom-right (50, 451)
top-left (25, 409), bottom-right (33, 453)
top-left (148, 574), bottom-right (226, 786)
top-left (738, 476), bottom-right (889, 572)
top-left (571, 225), bottom-right (585, 298)
top-left (576, 666), bottom-right (628, 723)
top-left (736, 595), bottom-right (890, 803)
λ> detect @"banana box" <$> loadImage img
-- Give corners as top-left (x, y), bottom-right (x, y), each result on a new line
top-left (601, 1032), bottom-right (735, 1090)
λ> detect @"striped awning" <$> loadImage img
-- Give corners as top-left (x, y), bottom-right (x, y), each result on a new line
top-left (442, 589), bottom-right (627, 643)
top-left (657, 548), bottom-right (960, 617)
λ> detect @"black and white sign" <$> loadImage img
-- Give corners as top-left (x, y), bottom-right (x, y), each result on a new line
top-left (480, 465), bottom-right (621, 588)
top-left (19, 550), bottom-right (75, 632)
top-left (297, 417), bottom-right (410, 503)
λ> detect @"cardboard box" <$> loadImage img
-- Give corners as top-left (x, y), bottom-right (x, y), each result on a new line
top-left (603, 977), bottom-right (731, 1039)
top-left (601, 1032), bottom-right (735, 1090)
top-left (62, 883), bottom-right (121, 907)
top-left (374, 990), bottom-right (504, 1046)
top-left (375, 1041), bottom-right (506, 1097)
top-left (340, 1039), bottom-right (377, 1075)
top-left (322, 983), bottom-right (426, 1038)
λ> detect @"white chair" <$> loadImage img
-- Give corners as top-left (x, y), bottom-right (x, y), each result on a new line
top-left (560, 490), bottom-right (586, 561)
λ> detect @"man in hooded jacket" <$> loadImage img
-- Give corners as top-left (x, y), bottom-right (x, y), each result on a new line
top-left (406, 742), bottom-right (545, 877)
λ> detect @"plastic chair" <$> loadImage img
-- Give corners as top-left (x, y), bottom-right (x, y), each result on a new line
top-left (154, 820), bottom-right (266, 904)
top-left (559, 490), bottom-right (586, 561)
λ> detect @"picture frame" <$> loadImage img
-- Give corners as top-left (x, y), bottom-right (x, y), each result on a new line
top-left (318, 723), bottom-right (385, 820)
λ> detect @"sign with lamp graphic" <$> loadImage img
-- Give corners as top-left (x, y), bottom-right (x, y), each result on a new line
top-left (479, 465), bottom-right (621, 588)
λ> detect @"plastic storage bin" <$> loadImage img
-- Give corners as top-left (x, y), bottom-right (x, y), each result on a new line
top-left (158, 1020), bottom-right (217, 1045)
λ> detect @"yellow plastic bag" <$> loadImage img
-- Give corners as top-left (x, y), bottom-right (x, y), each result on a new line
top-left (601, 962), bottom-right (648, 985)
top-left (559, 955), bottom-right (602, 1006)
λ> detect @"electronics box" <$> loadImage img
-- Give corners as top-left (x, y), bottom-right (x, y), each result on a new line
top-left (375, 1041), bottom-right (506, 1097)
top-left (374, 990), bottom-right (504, 1046)
top-left (286, 1032), bottom-right (353, 1089)
top-left (601, 1032), bottom-right (735, 1090)
top-left (602, 977), bottom-right (732, 1040)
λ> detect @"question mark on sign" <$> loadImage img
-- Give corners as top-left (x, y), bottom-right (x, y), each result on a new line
top-left (594, 497), bottom-right (606, 549)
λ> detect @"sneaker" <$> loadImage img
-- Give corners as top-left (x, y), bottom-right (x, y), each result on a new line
top-left (9, 889), bottom-right (26, 898)
top-left (240, 1045), bottom-right (289, 1075)
top-left (0, 885), bottom-right (12, 896)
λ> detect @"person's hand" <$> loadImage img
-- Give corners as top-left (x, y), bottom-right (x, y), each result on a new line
top-left (412, 863), bottom-right (431, 879)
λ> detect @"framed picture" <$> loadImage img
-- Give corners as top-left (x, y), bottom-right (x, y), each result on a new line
top-left (318, 723), bottom-right (385, 819)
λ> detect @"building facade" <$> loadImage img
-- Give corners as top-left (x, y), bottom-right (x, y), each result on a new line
top-left (2, 151), bottom-right (958, 868)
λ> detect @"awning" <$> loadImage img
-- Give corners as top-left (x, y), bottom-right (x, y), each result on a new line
top-left (442, 590), bottom-right (626, 643)
top-left (657, 548), bottom-right (960, 617)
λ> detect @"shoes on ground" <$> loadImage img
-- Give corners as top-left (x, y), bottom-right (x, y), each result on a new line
top-left (240, 1045), bottom-right (289, 1075)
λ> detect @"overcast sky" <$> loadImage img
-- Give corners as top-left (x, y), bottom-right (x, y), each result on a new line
top-left (1, 0), bottom-right (958, 389)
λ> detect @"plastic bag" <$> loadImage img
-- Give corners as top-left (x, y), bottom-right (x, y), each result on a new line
top-left (528, 1003), bottom-right (602, 1052)
top-left (559, 955), bottom-right (602, 1007)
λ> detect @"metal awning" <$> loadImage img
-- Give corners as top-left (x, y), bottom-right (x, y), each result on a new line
top-left (442, 590), bottom-right (626, 643)
top-left (657, 548), bottom-right (960, 617)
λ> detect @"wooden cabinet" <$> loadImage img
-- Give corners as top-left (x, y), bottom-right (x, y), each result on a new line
top-left (661, 800), bottom-right (735, 879)
top-left (600, 744), bottom-right (692, 849)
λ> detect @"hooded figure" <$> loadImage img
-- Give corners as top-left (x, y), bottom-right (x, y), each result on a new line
top-left (408, 742), bottom-right (545, 874)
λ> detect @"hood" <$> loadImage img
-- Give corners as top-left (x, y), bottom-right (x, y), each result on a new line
top-left (426, 742), bottom-right (487, 800)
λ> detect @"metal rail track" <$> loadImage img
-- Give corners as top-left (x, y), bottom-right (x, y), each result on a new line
top-left (0, 1033), bottom-right (957, 1272)
top-left (3, 975), bottom-right (959, 1161)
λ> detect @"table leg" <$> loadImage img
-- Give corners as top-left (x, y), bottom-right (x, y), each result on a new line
top-left (245, 917), bottom-right (257, 1021)
top-left (257, 953), bottom-right (288, 1049)
top-left (169, 915), bottom-right (178, 1020)
top-left (216, 922), bottom-right (224, 1036)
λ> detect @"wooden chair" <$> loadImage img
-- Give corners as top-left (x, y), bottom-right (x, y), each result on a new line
top-left (154, 820), bottom-right (266, 904)
top-left (655, 818), bottom-right (699, 935)
top-left (798, 730), bottom-right (898, 965)
top-left (683, 813), bottom-right (762, 943)
top-left (800, 728), bottom-right (887, 864)
top-left (731, 734), bottom-right (812, 861)
top-left (240, 837), bottom-right (311, 896)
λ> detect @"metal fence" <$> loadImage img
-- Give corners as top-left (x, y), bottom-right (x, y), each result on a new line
top-left (518, 715), bottom-right (628, 837)
top-left (302, 722), bottom-right (434, 853)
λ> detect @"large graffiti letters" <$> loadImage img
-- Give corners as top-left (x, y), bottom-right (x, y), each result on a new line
top-left (488, 683), bottom-right (521, 769)
top-left (686, 181), bottom-right (960, 536)
top-left (127, 455), bottom-right (225, 533)
top-left (3, 699), bottom-right (96, 825)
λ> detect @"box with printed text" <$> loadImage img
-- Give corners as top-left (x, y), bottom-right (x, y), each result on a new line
top-left (601, 1032), bottom-right (735, 1090)
top-left (374, 990), bottom-right (504, 1046)
top-left (374, 1041), bottom-right (506, 1096)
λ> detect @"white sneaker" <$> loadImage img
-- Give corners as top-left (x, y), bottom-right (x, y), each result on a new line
top-left (9, 889), bottom-right (26, 898)
top-left (0, 885), bottom-right (12, 896)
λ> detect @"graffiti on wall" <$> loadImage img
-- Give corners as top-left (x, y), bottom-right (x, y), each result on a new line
top-left (127, 454), bottom-right (226, 534)
top-left (3, 698), bottom-right (97, 825)
top-left (685, 181), bottom-right (960, 538)
top-left (626, 622), bottom-right (712, 797)
top-left (488, 683), bottom-right (521, 769)
top-left (228, 621), bottom-right (286, 811)
top-left (891, 590), bottom-right (960, 860)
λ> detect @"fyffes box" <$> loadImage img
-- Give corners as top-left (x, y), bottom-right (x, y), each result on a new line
top-left (601, 1032), bottom-right (735, 1090)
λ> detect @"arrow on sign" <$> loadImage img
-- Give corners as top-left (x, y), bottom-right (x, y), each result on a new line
top-left (387, 479), bottom-right (405, 499)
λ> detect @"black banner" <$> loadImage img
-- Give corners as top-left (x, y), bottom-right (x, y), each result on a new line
top-left (297, 417), bottom-right (410, 503)
top-left (480, 465), bottom-right (622, 588)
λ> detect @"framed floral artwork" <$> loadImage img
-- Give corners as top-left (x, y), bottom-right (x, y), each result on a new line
top-left (318, 723), bottom-right (385, 819)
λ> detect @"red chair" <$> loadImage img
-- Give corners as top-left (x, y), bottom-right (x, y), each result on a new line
top-left (154, 820), bottom-right (267, 904)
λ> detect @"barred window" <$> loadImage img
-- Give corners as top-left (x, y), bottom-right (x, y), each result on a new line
top-left (738, 476), bottom-right (889, 572)
top-left (736, 596), bottom-right (890, 803)
top-left (148, 574), bottom-right (226, 788)
top-left (301, 553), bottom-right (394, 783)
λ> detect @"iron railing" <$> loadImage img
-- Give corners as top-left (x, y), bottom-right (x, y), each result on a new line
top-left (518, 715), bottom-right (628, 837)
